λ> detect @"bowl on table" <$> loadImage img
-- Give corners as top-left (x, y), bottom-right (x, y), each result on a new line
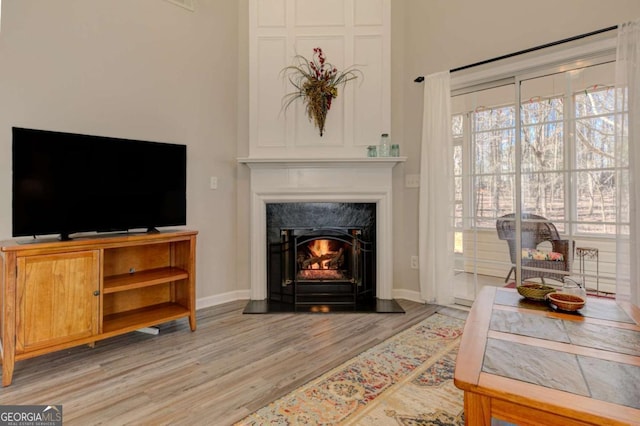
top-left (516, 283), bottom-right (556, 301)
top-left (547, 292), bottom-right (586, 311)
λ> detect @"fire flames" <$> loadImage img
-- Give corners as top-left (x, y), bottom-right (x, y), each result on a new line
top-left (308, 239), bottom-right (333, 269)
top-left (297, 239), bottom-right (346, 281)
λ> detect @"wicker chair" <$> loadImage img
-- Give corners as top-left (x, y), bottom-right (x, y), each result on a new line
top-left (496, 213), bottom-right (571, 284)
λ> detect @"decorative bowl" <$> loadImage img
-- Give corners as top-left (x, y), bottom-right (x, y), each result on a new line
top-left (516, 283), bottom-right (556, 301)
top-left (547, 292), bottom-right (586, 311)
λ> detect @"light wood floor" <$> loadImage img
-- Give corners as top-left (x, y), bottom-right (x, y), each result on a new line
top-left (0, 299), bottom-right (446, 425)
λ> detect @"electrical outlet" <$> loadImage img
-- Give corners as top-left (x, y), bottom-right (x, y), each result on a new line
top-left (210, 176), bottom-right (218, 190)
top-left (405, 174), bottom-right (420, 188)
top-left (411, 256), bottom-right (419, 269)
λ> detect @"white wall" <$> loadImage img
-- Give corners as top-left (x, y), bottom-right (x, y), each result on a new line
top-left (0, 0), bottom-right (241, 304)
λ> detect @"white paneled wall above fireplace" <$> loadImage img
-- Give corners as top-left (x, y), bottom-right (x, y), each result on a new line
top-left (249, 0), bottom-right (390, 159)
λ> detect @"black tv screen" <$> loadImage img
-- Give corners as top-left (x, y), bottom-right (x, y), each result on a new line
top-left (12, 127), bottom-right (187, 240)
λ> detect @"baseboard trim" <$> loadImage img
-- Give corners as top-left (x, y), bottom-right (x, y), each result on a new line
top-left (392, 288), bottom-right (424, 303)
top-left (196, 290), bottom-right (251, 310)
top-left (197, 288), bottom-right (426, 310)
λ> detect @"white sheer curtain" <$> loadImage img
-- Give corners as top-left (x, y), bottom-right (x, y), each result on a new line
top-left (418, 71), bottom-right (454, 304)
top-left (616, 20), bottom-right (640, 305)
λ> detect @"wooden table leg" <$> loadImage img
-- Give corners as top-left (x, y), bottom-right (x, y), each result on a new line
top-left (464, 392), bottom-right (492, 426)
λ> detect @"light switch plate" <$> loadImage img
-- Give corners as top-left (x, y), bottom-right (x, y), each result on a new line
top-left (405, 174), bottom-right (420, 188)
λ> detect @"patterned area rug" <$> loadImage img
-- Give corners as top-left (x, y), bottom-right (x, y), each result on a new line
top-left (236, 312), bottom-right (466, 425)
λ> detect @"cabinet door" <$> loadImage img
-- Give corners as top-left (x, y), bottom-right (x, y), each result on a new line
top-left (16, 250), bottom-right (99, 352)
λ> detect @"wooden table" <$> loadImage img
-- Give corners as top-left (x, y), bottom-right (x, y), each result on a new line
top-left (454, 287), bottom-right (640, 425)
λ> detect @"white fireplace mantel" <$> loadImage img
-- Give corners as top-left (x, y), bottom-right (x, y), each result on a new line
top-left (238, 156), bottom-right (406, 301)
top-left (238, 157), bottom-right (406, 168)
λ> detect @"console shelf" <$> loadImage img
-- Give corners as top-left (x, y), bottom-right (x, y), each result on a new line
top-left (103, 267), bottom-right (190, 293)
top-left (0, 230), bottom-right (198, 386)
top-left (103, 302), bottom-right (191, 334)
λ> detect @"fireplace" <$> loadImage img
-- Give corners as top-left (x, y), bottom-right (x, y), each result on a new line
top-left (237, 157), bottom-right (406, 312)
top-left (267, 203), bottom-right (375, 306)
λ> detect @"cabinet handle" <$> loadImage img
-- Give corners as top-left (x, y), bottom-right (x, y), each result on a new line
top-left (93, 290), bottom-right (100, 296)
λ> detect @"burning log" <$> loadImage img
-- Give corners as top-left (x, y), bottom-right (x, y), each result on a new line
top-left (327, 247), bottom-right (344, 269)
top-left (301, 247), bottom-right (344, 269)
top-left (302, 253), bottom-right (335, 269)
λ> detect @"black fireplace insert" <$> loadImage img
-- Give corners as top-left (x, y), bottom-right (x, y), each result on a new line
top-left (271, 227), bottom-right (374, 305)
top-left (266, 202), bottom-right (376, 307)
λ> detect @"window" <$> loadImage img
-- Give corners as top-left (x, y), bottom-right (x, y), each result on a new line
top-left (444, 29), bottom-right (640, 303)
top-left (455, 61), bottom-right (626, 236)
top-left (573, 85), bottom-right (625, 234)
top-left (471, 104), bottom-right (516, 228)
top-left (520, 95), bottom-right (565, 231)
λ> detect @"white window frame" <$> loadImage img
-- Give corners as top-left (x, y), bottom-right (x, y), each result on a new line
top-left (452, 35), bottom-right (619, 239)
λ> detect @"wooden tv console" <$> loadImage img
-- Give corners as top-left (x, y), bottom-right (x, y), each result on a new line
top-left (0, 230), bottom-right (197, 386)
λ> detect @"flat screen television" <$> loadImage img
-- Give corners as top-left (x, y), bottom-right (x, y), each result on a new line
top-left (12, 127), bottom-right (187, 240)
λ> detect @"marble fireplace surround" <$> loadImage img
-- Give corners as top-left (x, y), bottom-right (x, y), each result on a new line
top-left (238, 157), bottom-right (406, 301)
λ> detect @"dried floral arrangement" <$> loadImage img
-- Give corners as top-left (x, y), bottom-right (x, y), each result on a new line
top-left (281, 48), bottom-right (361, 136)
